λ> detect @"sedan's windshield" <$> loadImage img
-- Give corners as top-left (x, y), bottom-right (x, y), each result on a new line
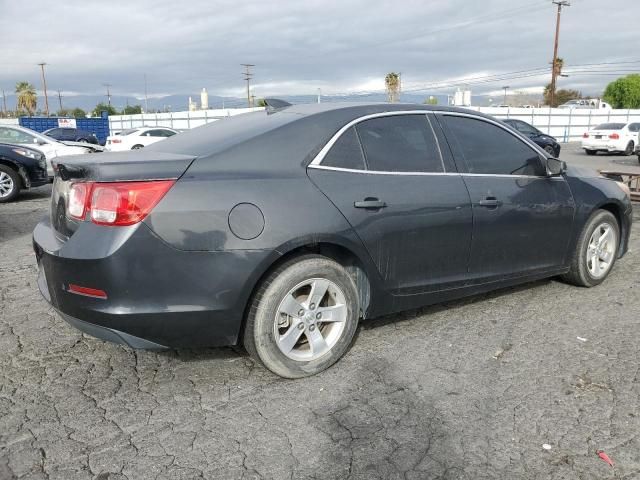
top-left (594, 123), bottom-right (625, 130)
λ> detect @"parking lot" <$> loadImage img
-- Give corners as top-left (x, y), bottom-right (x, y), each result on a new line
top-left (1, 143), bottom-right (639, 480)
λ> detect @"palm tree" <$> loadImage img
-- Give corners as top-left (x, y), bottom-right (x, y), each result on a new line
top-left (15, 81), bottom-right (37, 116)
top-left (385, 72), bottom-right (401, 103)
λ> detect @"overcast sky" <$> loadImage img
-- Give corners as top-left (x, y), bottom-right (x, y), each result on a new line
top-left (1, 0), bottom-right (638, 101)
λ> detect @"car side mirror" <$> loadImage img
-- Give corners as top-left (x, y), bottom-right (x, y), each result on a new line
top-left (546, 157), bottom-right (566, 176)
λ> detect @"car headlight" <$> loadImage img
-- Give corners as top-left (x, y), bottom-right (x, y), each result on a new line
top-left (12, 147), bottom-right (43, 161)
top-left (615, 181), bottom-right (631, 199)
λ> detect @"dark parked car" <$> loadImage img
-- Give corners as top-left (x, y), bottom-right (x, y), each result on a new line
top-left (43, 127), bottom-right (100, 145)
top-left (33, 103), bottom-right (632, 378)
top-left (0, 143), bottom-right (48, 202)
top-left (502, 118), bottom-right (561, 157)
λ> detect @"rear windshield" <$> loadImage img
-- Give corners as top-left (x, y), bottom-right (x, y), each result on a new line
top-left (594, 123), bottom-right (625, 130)
top-left (118, 129), bottom-right (139, 136)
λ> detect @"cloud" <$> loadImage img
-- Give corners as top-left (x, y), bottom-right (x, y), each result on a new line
top-left (1, 0), bottom-right (637, 99)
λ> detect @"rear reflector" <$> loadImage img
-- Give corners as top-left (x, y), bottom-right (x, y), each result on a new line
top-left (68, 284), bottom-right (108, 299)
top-left (583, 133), bottom-right (589, 138)
top-left (67, 180), bottom-right (175, 226)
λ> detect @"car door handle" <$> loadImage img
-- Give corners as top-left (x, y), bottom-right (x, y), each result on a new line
top-left (354, 198), bottom-right (387, 209)
top-left (478, 197), bottom-right (502, 208)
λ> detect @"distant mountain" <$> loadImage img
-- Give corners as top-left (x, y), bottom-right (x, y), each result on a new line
top-left (2, 91), bottom-right (515, 114)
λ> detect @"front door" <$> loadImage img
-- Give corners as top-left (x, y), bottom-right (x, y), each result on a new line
top-left (308, 113), bottom-right (473, 294)
top-left (437, 113), bottom-right (575, 280)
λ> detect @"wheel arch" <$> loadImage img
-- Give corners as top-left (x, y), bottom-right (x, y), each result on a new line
top-left (595, 201), bottom-right (628, 256)
top-left (237, 238), bottom-right (378, 344)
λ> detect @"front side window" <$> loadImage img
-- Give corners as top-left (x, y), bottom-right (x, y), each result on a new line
top-left (442, 115), bottom-right (544, 176)
top-left (355, 115), bottom-right (443, 172)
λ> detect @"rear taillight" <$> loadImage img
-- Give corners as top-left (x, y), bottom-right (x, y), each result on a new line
top-left (68, 182), bottom-right (91, 219)
top-left (111, 138), bottom-right (122, 143)
top-left (67, 180), bottom-right (175, 226)
top-left (609, 133), bottom-right (620, 139)
top-left (583, 133), bottom-right (589, 138)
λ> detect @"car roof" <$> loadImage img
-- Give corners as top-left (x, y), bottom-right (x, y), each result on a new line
top-left (147, 102), bottom-right (489, 168)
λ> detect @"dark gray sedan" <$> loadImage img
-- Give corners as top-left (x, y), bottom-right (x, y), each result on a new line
top-left (33, 103), bottom-right (633, 378)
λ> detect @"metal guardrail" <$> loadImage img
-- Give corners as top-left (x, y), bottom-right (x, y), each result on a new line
top-left (599, 170), bottom-right (640, 202)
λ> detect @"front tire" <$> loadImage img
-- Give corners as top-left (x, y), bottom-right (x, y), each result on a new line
top-left (131, 144), bottom-right (144, 150)
top-left (561, 210), bottom-right (619, 287)
top-left (243, 255), bottom-right (360, 378)
top-left (0, 165), bottom-right (21, 203)
top-left (544, 145), bottom-right (556, 156)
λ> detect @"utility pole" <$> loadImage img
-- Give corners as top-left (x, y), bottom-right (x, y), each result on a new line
top-left (317, 88), bottom-right (321, 104)
top-left (550, 1), bottom-right (570, 107)
top-left (57, 89), bottom-right (63, 112)
top-left (144, 74), bottom-right (148, 112)
top-left (1, 89), bottom-right (7, 117)
top-left (241, 64), bottom-right (254, 108)
top-left (103, 83), bottom-right (112, 106)
top-left (502, 86), bottom-right (510, 105)
top-left (38, 62), bottom-right (49, 116)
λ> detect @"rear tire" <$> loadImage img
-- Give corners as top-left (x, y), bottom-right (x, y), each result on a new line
top-left (243, 255), bottom-right (359, 378)
top-left (0, 165), bottom-right (21, 203)
top-left (544, 145), bottom-right (556, 156)
top-left (585, 149), bottom-right (597, 156)
top-left (624, 141), bottom-right (634, 156)
top-left (561, 210), bottom-right (619, 287)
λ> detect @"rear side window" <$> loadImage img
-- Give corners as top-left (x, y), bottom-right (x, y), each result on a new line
top-left (322, 127), bottom-right (366, 170)
top-left (355, 115), bottom-right (443, 172)
top-left (442, 115), bottom-right (544, 176)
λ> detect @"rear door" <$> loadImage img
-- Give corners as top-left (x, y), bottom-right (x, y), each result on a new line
top-left (437, 113), bottom-right (575, 280)
top-left (308, 112), bottom-right (473, 294)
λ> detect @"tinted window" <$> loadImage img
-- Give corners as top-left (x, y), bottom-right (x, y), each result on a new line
top-left (513, 120), bottom-right (539, 135)
top-left (322, 127), bottom-right (366, 170)
top-left (442, 116), bottom-right (544, 176)
top-left (355, 115), bottom-right (442, 172)
top-left (628, 123), bottom-right (640, 132)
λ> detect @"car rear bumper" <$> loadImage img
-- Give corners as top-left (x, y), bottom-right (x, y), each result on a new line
top-left (33, 217), bottom-right (276, 349)
top-left (581, 140), bottom-right (624, 151)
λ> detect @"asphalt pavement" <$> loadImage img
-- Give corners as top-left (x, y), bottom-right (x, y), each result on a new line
top-left (1, 144), bottom-right (639, 479)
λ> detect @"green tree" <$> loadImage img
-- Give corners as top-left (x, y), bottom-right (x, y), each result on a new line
top-left (543, 83), bottom-right (581, 107)
top-left (92, 102), bottom-right (118, 117)
top-left (255, 98), bottom-right (267, 107)
top-left (603, 74), bottom-right (640, 109)
top-left (15, 81), bottom-right (37, 116)
top-left (423, 96), bottom-right (438, 105)
top-left (385, 72), bottom-right (401, 103)
top-left (122, 104), bottom-right (142, 115)
top-left (71, 107), bottom-right (86, 118)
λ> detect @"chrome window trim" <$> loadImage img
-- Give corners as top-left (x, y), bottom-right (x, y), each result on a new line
top-left (310, 109), bottom-right (555, 179)
top-left (307, 164), bottom-right (563, 180)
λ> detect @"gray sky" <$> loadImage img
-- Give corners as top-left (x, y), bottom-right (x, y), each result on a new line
top-left (1, 0), bottom-right (638, 100)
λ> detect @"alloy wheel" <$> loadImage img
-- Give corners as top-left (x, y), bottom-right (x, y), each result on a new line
top-left (586, 222), bottom-right (617, 279)
top-left (273, 278), bottom-right (347, 362)
top-left (0, 171), bottom-right (15, 198)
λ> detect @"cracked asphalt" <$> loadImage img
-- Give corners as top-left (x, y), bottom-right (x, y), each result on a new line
top-left (1, 146), bottom-right (640, 479)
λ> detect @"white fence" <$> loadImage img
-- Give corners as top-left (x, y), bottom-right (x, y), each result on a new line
top-left (5, 106), bottom-right (640, 143)
top-left (472, 107), bottom-right (640, 142)
top-left (108, 107), bottom-right (263, 133)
